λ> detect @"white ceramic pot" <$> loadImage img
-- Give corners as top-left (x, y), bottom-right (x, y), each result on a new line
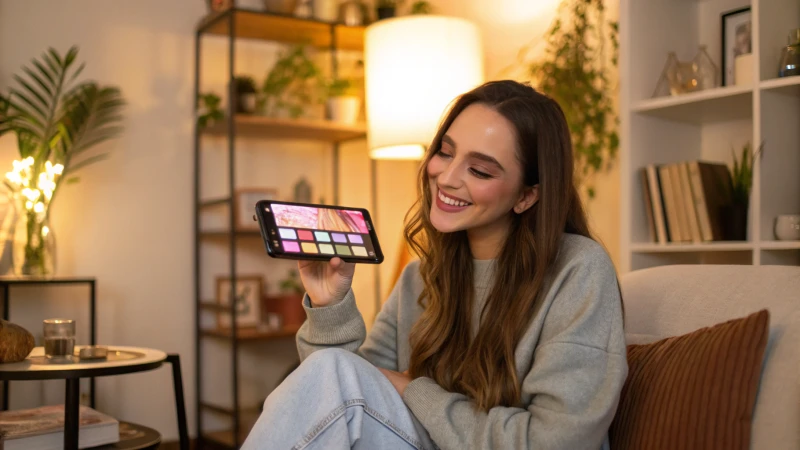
top-left (241, 93), bottom-right (257, 114)
top-left (313, 0), bottom-right (340, 22)
top-left (774, 214), bottom-right (800, 240)
top-left (327, 96), bottom-right (361, 124)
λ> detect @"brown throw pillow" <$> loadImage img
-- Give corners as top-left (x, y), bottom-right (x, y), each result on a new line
top-left (609, 309), bottom-right (769, 450)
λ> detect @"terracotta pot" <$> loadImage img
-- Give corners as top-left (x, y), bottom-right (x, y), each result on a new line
top-left (263, 294), bottom-right (306, 327)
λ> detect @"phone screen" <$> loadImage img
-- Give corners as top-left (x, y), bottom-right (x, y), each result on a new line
top-left (256, 201), bottom-right (384, 264)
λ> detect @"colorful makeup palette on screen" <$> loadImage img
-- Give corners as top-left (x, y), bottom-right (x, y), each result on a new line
top-left (278, 228), bottom-right (370, 257)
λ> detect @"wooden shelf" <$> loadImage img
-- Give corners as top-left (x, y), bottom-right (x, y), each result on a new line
top-left (199, 229), bottom-right (261, 238)
top-left (198, 8), bottom-right (365, 51)
top-left (760, 76), bottom-right (800, 96)
top-left (631, 241), bottom-right (754, 253)
top-left (760, 240), bottom-right (800, 250)
top-left (632, 85), bottom-right (753, 124)
top-left (199, 302), bottom-right (230, 312)
top-left (204, 115), bottom-right (367, 142)
top-left (199, 197), bottom-right (231, 208)
top-left (201, 325), bottom-right (301, 341)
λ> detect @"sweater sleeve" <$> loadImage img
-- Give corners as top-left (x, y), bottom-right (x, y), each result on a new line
top-left (296, 263), bottom-right (415, 370)
top-left (401, 247), bottom-right (628, 450)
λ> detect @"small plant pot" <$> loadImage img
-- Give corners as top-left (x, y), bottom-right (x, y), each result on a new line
top-left (720, 203), bottom-right (748, 241)
top-left (376, 6), bottom-right (396, 20)
top-left (313, 0), bottom-right (339, 22)
top-left (238, 93), bottom-right (257, 114)
top-left (326, 96), bottom-right (361, 124)
top-left (262, 294), bottom-right (306, 328)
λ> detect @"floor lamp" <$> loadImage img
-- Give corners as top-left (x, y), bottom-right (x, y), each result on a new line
top-left (365, 15), bottom-right (484, 315)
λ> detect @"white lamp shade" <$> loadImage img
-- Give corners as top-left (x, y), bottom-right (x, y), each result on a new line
top-left (365, 16), bottom-right (484, 160)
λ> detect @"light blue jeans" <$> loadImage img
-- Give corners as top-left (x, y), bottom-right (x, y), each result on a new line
top-left (242, 348), bottom-right (436, 450)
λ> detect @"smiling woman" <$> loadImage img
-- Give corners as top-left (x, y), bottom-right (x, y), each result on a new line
top-left (242, 80), bottom-right (626, 450)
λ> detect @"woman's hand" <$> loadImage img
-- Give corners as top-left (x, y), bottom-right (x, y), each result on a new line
top-left (297, 257), bottom-right (355, 307)
top-left (378, 368), bottom-right (412, 397)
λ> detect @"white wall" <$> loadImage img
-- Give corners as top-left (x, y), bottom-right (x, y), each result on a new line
top-left (0, 0), bottom-right (203, 439)
top-left (0, 0), bottom-right (621, 441)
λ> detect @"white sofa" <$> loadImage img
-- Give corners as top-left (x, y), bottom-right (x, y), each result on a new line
top-left (619, 264), bottom-right (800, 449)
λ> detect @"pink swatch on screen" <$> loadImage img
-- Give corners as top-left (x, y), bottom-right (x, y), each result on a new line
top-left (297, 230), bottom-right (314, 241)
top-left (283, 241), bottom-right (300, 252)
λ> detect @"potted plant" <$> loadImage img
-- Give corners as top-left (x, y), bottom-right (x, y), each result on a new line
top-left (197, 92), bottom-right (224, 128)
top-left (410, 1), bottom-right (432, 14)
top-left (722, 141), bottom-right (764, 241)
top-left (325, 77), bottom-right (361, 124)
top-left (260, 45), bottom-right (325, 118)
top-left (521, 0), bottom-right (619, 199)
top-left (234, 76), bottom-right (257, 114)
top-left (263, 269), bottom-right (307, 327)
top-left (376, 0), bottom-right (404, 20)
top-left (0, 46), bottom-right (125, 276)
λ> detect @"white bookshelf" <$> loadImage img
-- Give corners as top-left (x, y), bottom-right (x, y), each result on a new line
top-left (619, 0), bottom-right (800, 273)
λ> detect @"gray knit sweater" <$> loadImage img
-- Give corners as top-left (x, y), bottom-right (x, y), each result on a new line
top-left (296, 233), bottom-right (628, 450)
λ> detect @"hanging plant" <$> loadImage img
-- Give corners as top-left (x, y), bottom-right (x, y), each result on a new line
top-left (524, 0), bottom-right (619, 199)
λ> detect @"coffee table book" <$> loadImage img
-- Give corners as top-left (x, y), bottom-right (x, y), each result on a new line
top-left (0, 404), bottom-right (119, 450)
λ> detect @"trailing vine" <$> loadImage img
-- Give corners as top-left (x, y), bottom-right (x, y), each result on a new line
top-left (526, 0), bottom-right (619, 199)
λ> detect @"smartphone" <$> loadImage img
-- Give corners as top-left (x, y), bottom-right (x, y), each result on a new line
top-left (255, 200), bottom-right (384, 264)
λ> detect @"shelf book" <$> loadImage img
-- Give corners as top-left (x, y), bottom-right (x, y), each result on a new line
top-left (640, 161), bottom-right (733, 244)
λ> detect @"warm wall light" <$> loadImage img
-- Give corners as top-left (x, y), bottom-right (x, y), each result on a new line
top-left (365, 16), bottom-right (484, 160)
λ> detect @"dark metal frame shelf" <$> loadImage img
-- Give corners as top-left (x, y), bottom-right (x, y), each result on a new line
top-left (193, 6), bottom-right (366, 449)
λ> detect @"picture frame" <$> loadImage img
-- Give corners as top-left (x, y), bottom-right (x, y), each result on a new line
top-left (235, 188), bottom-right (278, 231)
top-left (215, 275), bottom-right (263, 329)
top-left (721, 7), bottom-right (752, 86)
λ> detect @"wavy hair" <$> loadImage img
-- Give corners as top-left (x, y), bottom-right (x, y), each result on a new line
top-left (404, 80), bottom-right (593, 411)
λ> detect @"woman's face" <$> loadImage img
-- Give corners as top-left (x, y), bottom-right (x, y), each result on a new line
top-left (427, 103), bottom-right (537, 238)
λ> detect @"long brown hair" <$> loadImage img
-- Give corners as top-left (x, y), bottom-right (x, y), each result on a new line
top-left (404, 80), bottom-right (593, 411)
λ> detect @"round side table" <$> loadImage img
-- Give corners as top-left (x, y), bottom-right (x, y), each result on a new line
top-left (0, 346), bottom-right (188, 450)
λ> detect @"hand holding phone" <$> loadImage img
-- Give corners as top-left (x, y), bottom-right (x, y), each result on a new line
top-left (255, 200), bottom-right (384, 306)
top-left (254, 200), bottom-right (384, 264)
top-left (297, 257), bottom-right (355, 307)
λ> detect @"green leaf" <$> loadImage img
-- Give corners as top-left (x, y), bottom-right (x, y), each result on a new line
top-left (66, 176), bottom-right (80, 184)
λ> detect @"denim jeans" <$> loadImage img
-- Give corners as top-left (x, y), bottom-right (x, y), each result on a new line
top-left (242, 348), bottom-right (436, 450)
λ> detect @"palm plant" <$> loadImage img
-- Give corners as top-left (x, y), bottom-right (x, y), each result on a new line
top-left (730, 141), bottom-right (764, 206)
top-left (0, 46), bottom-right (125, 275)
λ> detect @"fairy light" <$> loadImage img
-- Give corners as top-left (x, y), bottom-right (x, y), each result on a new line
top-left (5, 157), bottom-right (64, 215)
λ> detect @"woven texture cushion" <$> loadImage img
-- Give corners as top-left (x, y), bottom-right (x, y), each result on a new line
top-left (609, 309), bottom-right (769, 450)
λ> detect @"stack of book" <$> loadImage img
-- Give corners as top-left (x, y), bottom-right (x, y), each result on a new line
top-left (640, 161), bottom-right (734, 244)
top-left (0, 405), bottom-right (119, 450)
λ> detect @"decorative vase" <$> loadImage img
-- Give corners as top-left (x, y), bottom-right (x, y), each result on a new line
top-left (659, 47), bottom-right (719, 96)
top-left (720, 202), bottom-right (748, 241)
top-left (778, 29), bottom-right (800, 78)
top-left (376, 6), bottom-right (395, 20)
top-left (9, 192), bottom-right (56, 277)
top-left (326, 96), bottom-right (361, 124)
top-left (340, 0), bottom-right (367, 25)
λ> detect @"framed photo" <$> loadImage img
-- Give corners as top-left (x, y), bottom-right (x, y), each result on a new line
top-left (215, 275), bottom-right (263, 329)
top-left (721, 7), bottom-right (752, 86)
top-left (235, 188), bottom-right (278, 231)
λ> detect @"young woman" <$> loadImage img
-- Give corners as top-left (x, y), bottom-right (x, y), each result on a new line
top-left (242, 80), bottom-right (627, 450)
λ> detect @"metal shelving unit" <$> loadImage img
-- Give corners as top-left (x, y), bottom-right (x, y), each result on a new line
top-left (193, 7), bottom-right (366, 448)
